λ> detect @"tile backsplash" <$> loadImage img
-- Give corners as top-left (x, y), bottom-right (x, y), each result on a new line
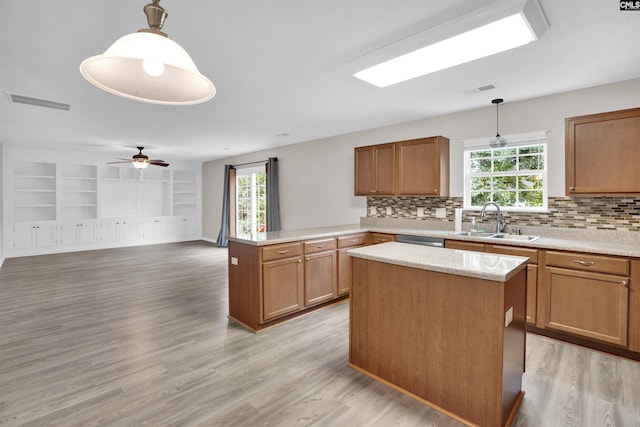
top-left (367, 196), bottom-right (640, 232)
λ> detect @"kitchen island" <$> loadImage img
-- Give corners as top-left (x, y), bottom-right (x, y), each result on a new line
top-left (348, 242), bottom-right (528, 427)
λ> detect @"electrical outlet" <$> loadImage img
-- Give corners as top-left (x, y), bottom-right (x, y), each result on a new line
top-left (417, 207), bottom-right (425, 218)
top-left (369, 206), bottom-right (376, 215)
top-left (231, 257), bottom-right (238, 266)
top-left (435, 208), bottom-right (446, 218)
top-left (505, 307), bottom-right (513, 327)
top-left (386, 207), bottom-right (392, 215)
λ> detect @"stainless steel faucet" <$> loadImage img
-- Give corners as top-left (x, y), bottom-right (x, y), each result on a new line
top-left (481, 201), bottom-right (506, 233)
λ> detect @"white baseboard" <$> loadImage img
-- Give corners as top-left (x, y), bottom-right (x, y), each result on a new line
top-left (0, 256), bottom-right (5, 270)
top-left (201, 237), bottom-right (218, 245)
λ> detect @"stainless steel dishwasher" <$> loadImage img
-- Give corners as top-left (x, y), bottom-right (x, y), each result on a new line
top-left (395, 234), bottom-right (444, 248)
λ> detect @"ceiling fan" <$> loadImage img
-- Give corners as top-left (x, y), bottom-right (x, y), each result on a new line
top-left (108, 146), bottom-right (169, 169)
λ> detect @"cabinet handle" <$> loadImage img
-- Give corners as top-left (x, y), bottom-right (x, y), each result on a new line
top-left (433, 188), bottom-right (437, 193)
top-left (298, 260), bottom-right (302, 264)
top-left (622, 280), bottom-right (629, 287)
top-left (569, 186), bottom-right (575, 191)
top-left (277, 250), bottom-right (289, 255)
top-left (350, 239), bottom-right (357, 243)
top-left (316, 244), bottom-right (326, 248)
top-left (573, 260), bottom-right (595, 267)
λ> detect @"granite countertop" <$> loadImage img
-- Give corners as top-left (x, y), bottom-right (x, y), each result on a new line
top-left (227, 222), bottom-right (640, 258)
top-left (348, 242), bottom-right (528, 282)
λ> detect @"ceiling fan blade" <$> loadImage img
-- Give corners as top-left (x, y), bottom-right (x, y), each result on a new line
top-left (117, 158), bottom-right (131, 160)
top-left (107, 161), bottom-right (132, 164)
top-left (149, 160), bottom-right (170, 167)
top-left (148, 159), bottom-right (166, 163)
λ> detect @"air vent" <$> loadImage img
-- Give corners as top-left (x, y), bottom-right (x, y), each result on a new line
top-left (464, 84), bottom-right (497, 95)
top-left (8, 93), bottom-right (71, 111)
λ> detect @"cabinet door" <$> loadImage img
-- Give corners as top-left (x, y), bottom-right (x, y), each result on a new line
top-left (565, 107), bottom-right (640, 195)
top-left (13, 224), bottom-right (34, 249)
top-left (35, 224), bottom-right (57, 248)
top-left (526, 265), bottom-right (538, 325)
top-left (78, 223), bottom-right (97, 244)
top-left (544, 267), bottom-right (629, 346)
top-left (60, 224), bottom-right (79, 246)
top-left (304, 250), bottom-right (337, 307)
top-left (338, 245), bottom-right (365, 295)
top-left (374, 144), bottom-right (396, 195)
top-left (396, 137), bottom-right (449, 196)
top-left (100, 221), bottom-right (118, 243)
top-left (262, 256), bottom-right (304, 321)
top-left (354, 144), bottom-right (395, 196)
top-left (118, 220), bottom-right (138, 241)
top-left (354, 146), bottom-right (375, 195)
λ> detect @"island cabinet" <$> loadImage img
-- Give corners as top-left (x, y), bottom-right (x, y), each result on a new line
top-left (349, 244), bottom-right (527, 427)
top-left (565, 107), bottom-right (640, 195)
top-left (396, 136), bottom-right (449, 196)
top-left (337, 233), bottom-right (368, 295)
top-left (354, 143), bottom-right (396, 195)
top-left (445, 240), bottom-right (540, 325)
top-left (303, 238), bottom-right (337, 307)
top-left (540, 250), bottom-right (630, 347)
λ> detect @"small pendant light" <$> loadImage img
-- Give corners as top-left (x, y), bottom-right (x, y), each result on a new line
top-left (489, 98), bottom-right (507, 148)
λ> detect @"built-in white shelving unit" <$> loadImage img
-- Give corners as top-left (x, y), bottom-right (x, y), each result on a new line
top-left (13, 161), bottom-right (57, 222)
top-left (4, 148), bottom-right (202, 257)
top-left (172, 170), bottom-right (198, 216)
top-left (60, 164), bottom-right (98, 220)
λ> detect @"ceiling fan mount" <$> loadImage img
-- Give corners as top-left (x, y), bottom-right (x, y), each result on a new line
top-left (108, 146), bottom-right (169, 169)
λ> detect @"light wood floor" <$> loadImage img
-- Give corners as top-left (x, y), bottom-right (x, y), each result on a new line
top-left (0, 241), bottom-right (639, 426)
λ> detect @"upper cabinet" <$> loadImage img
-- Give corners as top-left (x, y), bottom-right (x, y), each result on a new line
top-left (354, 143), bottom-right (396, 196)
top-left (354, 136), bottom-right (449, 197)
top-left (566, 107), bottom-right (640, 195)
top-left (396, 136), bottom-right (449, 196)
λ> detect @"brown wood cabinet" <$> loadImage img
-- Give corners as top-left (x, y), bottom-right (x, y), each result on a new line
top-left (445, 239), bottom-right (540, 325)
top-left (354, 143), bottom-right (395, 195)
top-left (565, 107), bottom-right (640, 195)
top-left (337, 233), bottom-right (367, 295)
top-left (263, 254), bottom-right (304, 321)
top-left (396, 136), bottom-right (449, 196)
top-left (369, 232), bottom-right (396, 245)
top-left (542, 250), bottom-right (630, 346)
top-left (303, 238), bottom-right (337, 307)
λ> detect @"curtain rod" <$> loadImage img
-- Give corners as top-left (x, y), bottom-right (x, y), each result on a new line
top-left (232, 158), bottom-right (272, 167)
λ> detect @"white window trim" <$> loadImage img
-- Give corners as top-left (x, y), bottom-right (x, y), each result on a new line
top-left (463, 130), bottom-right (549, 212)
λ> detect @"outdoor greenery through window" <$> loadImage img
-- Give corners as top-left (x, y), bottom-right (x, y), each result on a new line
top-left (236, 167), bottom-right (266, 236)
top-left (464, 139), bottom-right (547, 210)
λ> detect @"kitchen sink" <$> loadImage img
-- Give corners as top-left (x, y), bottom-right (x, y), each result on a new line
top-left (490, 234), bottom-right (540, 242)
top-left (449, 231), bottom-right (497, 238)
top-left (448, 231), bottom-right (540, 242)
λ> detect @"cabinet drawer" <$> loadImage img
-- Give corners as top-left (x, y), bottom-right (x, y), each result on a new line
top-left (262, 242), bottom-right (302, 262)
top-left (546, 251), bottom-right (629, 276)
top-left (337, 233), bottom-right (368, 248)
top-left (370, 233), bottom-right (396, 245)
top-left (304, 238), bottom-right (337, 254)
top-left (486, 245), bottom-right (538, 264)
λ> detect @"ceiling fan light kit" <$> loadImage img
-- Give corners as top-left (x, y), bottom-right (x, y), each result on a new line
top-left (108, 147), bottom-right (170, 169)
top-left (79, 0), bottom-right (215, 105)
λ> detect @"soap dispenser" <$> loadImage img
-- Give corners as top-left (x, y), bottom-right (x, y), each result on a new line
top-left (470, 217), bottom-right (477, 232)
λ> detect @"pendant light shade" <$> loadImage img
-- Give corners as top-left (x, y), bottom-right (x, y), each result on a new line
top-left (489, 98), bottom-right (507, 148)
top-left (80, 0), bottom-right (215, 105)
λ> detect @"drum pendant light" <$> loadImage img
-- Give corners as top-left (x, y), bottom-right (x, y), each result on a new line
top-left (489, 98), bottom-right (507, 148)
top-left (80, 0), bottom-right (215, 105)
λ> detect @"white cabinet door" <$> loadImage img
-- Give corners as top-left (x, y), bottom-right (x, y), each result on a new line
top-left (141, 217), bottom-right (171, 239)
top-left (174, 216), bottom-right (198, 237)
top-left (35, 224), bottom-right (57, 248)
top-left (78, 223), bottom-right (97, 244)
top-left (118, 220), bottom-right (138, 241)
top-left (100, 221), bottom-right (118, 243)
top-left (155, 217), bottom-right (171, 238)
top-left (60, 223), bottom-right (79, 246)
top-left (13, 224), bottom-right (35, 249)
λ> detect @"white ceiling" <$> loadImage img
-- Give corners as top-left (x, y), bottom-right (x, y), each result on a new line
top-left (1, 0), bottom-right (639, 162)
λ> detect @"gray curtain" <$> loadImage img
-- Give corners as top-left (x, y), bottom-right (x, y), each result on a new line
top-left (216, 164), bottom-right (234, 247)
top-left (266, 157), bottom-right (281, 231)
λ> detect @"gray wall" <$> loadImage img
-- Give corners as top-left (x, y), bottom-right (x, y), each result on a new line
top-left (202, 78), bottom-right (640, 240)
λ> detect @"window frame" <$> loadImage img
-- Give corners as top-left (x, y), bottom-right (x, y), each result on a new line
top-left (463, 131), bottom-right (548, 212)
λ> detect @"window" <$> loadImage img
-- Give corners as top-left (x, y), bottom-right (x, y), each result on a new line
top-left (235, 165), bottom-right (266, 236)
top-left (464, 131), bottom-right (547, 210)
